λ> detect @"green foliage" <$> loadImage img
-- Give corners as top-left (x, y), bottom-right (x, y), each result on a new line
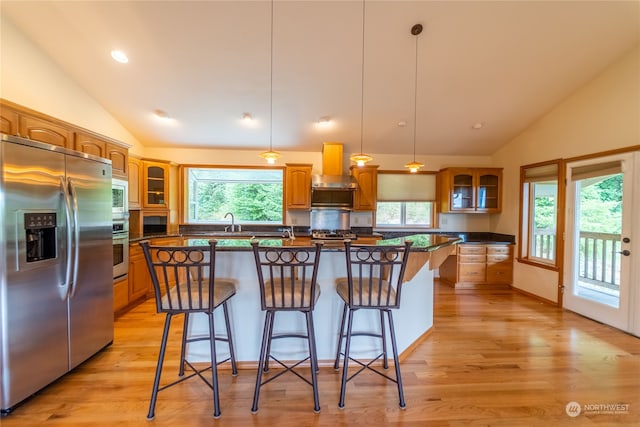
top-left (578, 174), bottom-right (622, 233)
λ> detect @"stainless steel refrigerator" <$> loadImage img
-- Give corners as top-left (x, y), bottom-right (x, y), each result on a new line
top-left (1, 134), bottom-right (114, 414)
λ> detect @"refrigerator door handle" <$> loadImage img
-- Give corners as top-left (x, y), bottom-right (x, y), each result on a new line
top-left (60, 176), bottom-right (73, 298)
top-left (68, 178), bottom-right (81, 298)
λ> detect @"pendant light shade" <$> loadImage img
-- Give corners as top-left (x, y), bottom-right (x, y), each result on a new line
top-left (260, 0), bottom-right (280, 164)
top-left (404, 23), bottom-right (424, 173)
top-left (350, 0), bottom-right (372, 167)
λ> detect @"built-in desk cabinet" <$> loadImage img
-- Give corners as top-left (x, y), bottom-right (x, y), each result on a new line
top-left (439, 243), bottom-right (513, 288)
top-left (438, 168), bottom-right (502, 213)
top-left (285, 163), bottom-right (312, 210)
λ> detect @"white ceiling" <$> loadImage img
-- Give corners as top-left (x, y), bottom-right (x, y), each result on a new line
top-left (2, 1), bottom-right (639, 157)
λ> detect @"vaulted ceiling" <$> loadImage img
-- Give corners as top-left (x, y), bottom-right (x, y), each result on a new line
top-left (2, 1), bottom-right (639, 156)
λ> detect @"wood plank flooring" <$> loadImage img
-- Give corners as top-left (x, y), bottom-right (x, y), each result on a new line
top-left (2, 282), bottom-right (639, 426)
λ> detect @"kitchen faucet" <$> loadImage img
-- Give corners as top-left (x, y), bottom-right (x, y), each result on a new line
top-left (224, 212), bottom-right (236, 232)
top-left (284, 226), bottom-right (295, 240)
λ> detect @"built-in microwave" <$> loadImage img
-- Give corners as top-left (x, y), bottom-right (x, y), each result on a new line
top-left (112, 178), bottom-right (128, 220)
top-left (310, 188), bottom-right (354, 209)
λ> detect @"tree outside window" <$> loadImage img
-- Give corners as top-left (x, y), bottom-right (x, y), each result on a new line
top-left (184, 167), bottom-right (283, 224)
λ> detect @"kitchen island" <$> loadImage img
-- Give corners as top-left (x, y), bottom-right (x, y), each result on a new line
top-left (161, 234), bottom-right (460, 365)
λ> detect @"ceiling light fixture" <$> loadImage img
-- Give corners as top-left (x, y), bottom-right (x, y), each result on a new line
top-left (259, 0), bottom-right (281, 165)
top-left (404, 24), bottom-right (425, 173)
top-left (242, 112), bottom-right (253, 122)
top-left (317, 116), bottom-right (332, 128)
top-left (110, 50), bottom-right (129, 64)
top-left (350, 0), bottom-right (373, 167)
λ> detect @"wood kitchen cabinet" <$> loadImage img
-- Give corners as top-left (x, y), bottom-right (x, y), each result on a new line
top-left (0, 103), bottom-right (19, 135)
top-left (75, 132), bottom-right (128, 178)
top-left (129, 236), bottom-right (183, 302)
top-left (438, 168), bottom-right (502, 213)
top-left (128, 156), bottom-right (142, 209)
top-left (19, 114), bottom-right (75, 149)
top-left (142, 160), bottom-right (170, 209)
top-left (107, 143), bottom-right (128, 178)
top-left (113, 275), bottom-right (129, 313)
top-left (351, 165), bottom-right (378, 211)
top-left (439, 243), bottom-right (513, 288)
top-left (285, 163), bottom-right (312, 210)
top-left (128, 243), bottom-right (150, 302)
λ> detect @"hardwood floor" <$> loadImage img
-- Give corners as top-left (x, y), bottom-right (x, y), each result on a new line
top-left (3, 282), bottom-right (639, 426)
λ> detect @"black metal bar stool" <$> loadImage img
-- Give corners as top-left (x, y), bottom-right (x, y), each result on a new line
top-left (250, 241), bottom-right (323, 413)
top-left (140, 240), bottom-right (238, 420)
top-left (333, 240), bottom-right (413, 409)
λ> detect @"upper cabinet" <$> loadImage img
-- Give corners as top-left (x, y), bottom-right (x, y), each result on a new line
top-left (0, 104), bottom-right (19, 135)
top-left (19, 114), bottom-right (74, 149)
top-left (142, 160), bottom-right (170, 209)
top-left (75, 132), bottom-right (128, 178)
top-left (75, 132), bottom-right (107, 157)
top-left (351, 165), bottom-right (378, 211)
top-left (128, 157), bottom-right (142, 210)
top-left (107, 144), bottom-right (128, 178)
top-left (285, 163), bottom-right (312, 210)
top-left (2, 100), bottom-right (129, 177)
top-left (438, 167), bottom-right (502, 213)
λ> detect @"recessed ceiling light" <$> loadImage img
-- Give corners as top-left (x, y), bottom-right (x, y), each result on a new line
top-left (397, 121), bottom-right (407, 127)
top-left (316, 116), bottom-right (332, 129)
top-left (110, 50), bottom-right (129, 64)
top-left (471, 122), bottom-right (484, 130)
top-left (154, 109), bottom-right (169, 119)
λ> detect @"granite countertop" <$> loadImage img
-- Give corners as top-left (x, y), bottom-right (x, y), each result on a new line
top-left (181, 234), bottom-right (461, 253)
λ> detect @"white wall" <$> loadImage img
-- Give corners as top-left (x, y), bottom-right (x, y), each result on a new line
top-left (492, 46), bottom-right (640, 302)
top-left (0, 17), bottom-right (145, 154)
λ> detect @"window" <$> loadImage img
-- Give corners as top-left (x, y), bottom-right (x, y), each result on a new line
top-left (376, 172), bottom-right (436, 228)
top-left (519, 161), bottom-right (561, 267)
top-left (182, 166), bottom-right (283, 224)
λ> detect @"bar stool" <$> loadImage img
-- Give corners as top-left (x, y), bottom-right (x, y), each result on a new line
top-left (333, 240), bottom-right (413, 409)
top-left (250, 241), bottom-right (323, 413)
top-left (140, 240), bottom-right (238, 420)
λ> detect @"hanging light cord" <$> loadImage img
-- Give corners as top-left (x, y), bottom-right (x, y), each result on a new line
top-left (412, 27), bottom-right (419, 162)
top-left (269, 0), bottom-right (274, 152)
top-left (359, 0), bottom-right (365, 154)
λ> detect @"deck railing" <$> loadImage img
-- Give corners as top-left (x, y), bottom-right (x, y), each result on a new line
top-left (532, 230), bottom-right (620, 291)
top-left (579, 231), bottom-right (621, 290)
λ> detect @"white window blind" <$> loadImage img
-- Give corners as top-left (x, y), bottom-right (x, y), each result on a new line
top-left (523, 163), bottom-right (558, 183)
top-left (377, 173), bottom-right (436, 201)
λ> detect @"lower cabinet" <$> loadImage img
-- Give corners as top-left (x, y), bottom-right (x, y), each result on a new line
top-left (129, 243), bottom-right (150, 302)
top-left (113, 275), bottom-right (129, 313)
top-left (128, 236), bottom-right (184, 307)
top-left (439, 243), bottom-right (513, 288)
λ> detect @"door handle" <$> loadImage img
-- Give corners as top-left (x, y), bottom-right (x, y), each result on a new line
top-left (617, 250), bottom-right (631, 256)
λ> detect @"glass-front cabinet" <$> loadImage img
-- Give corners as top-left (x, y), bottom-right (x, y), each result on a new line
top-left (439, 167), bottom-right (502, 213)
top-left (142, 160), bottom-right (170, 209)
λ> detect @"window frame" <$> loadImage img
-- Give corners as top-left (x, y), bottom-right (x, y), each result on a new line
top-left (375, 170), bottom-right (438, 229)
top-left (518, 159), bottom-right (564, 271)
top-left (179, 164), bottom-right (285, 225)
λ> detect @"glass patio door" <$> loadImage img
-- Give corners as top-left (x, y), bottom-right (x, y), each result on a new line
top-left (563, 153), bottom-right (635, 332)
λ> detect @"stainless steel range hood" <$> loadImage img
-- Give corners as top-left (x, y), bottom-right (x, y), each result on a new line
top-left (311, 174), bottom-right (356, 189)
top-left (312, 142), bottom-right (357, 189)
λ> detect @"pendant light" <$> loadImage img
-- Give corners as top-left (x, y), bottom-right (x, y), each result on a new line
top-left (259, 0), bottom-right (281, 164)
top-left (350, 0), bottom-right (373, 167)
top-left (404, 23), bottom-right (424, 173)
